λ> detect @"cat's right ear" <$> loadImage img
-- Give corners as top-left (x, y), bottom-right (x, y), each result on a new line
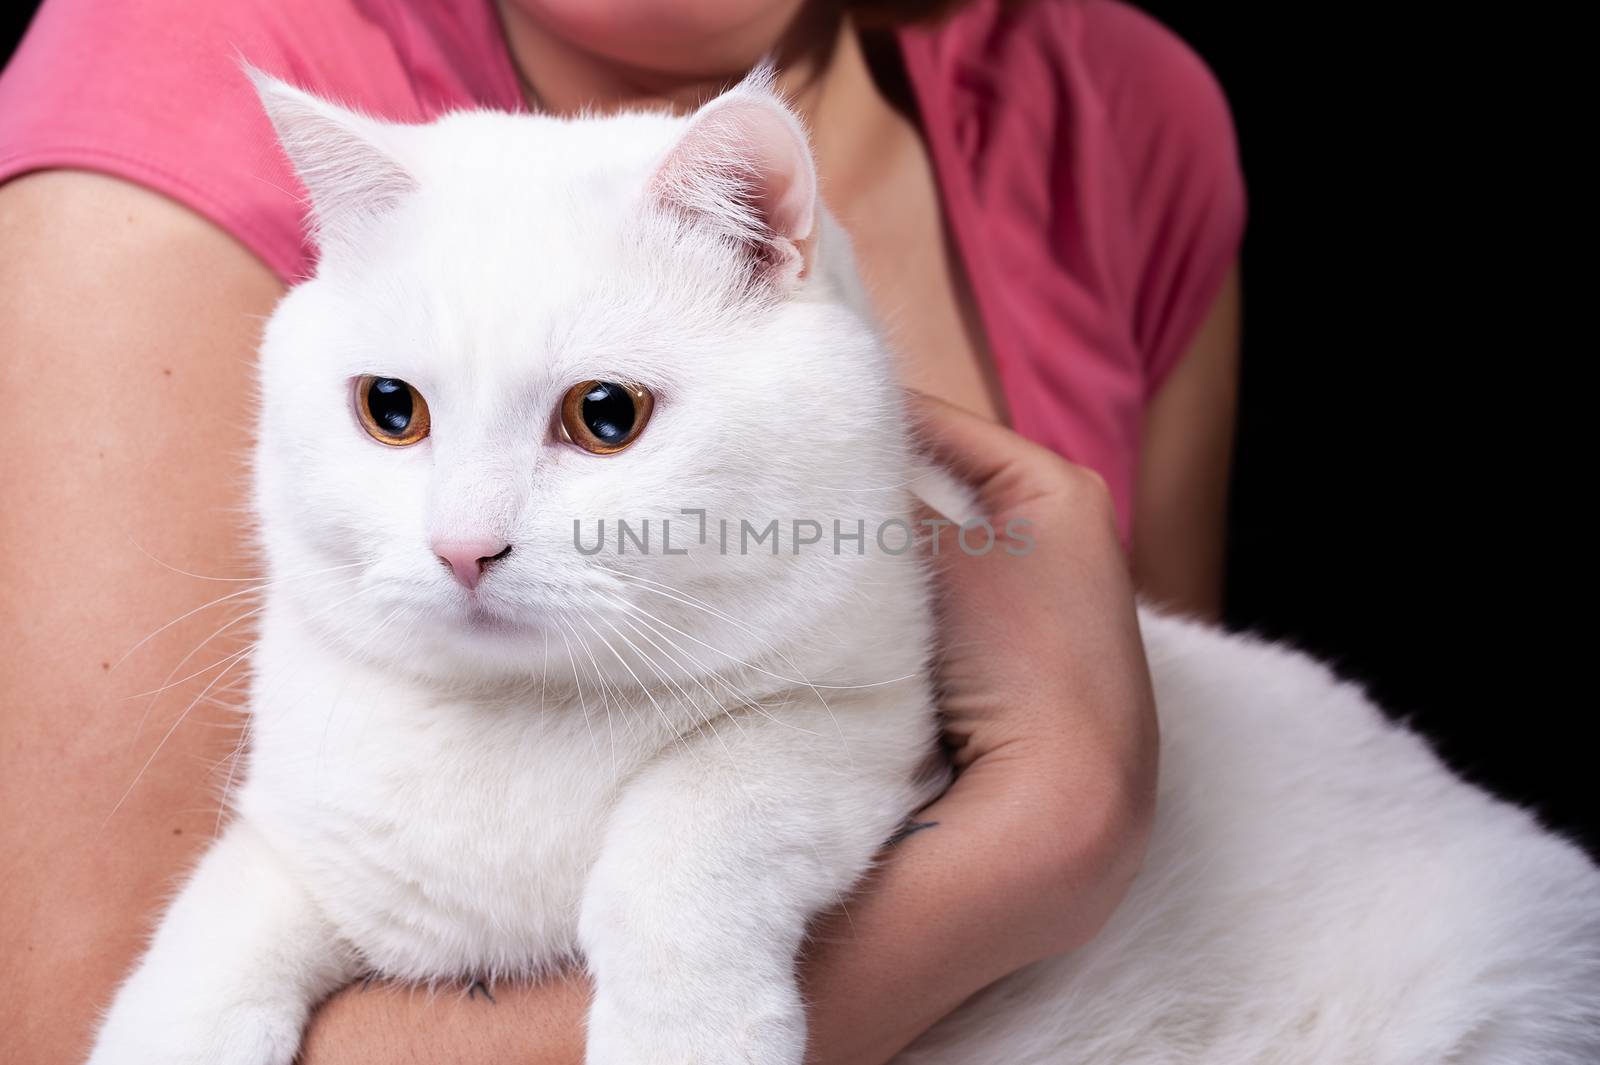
top-left (651, 67), bottom-right (818, 291)
top-left (246, 66), bottom-right (416, 248)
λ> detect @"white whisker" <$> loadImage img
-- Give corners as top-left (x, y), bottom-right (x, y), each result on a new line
top-left (593, 567), bottom-right (916, 693)
top-left (104, 650), bottom-right (252, 827)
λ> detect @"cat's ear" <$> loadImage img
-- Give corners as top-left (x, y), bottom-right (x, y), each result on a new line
top-left (246, 67), bottom-right (417, 248)
top-left (651, 67), bottom-right (818, 288)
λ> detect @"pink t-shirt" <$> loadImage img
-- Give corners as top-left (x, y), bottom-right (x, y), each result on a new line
top-left (0, 0), bottom-right (1245, 539)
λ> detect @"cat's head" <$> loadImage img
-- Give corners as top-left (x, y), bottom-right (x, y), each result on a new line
top-left (249, 70), bottom-right (925, 690)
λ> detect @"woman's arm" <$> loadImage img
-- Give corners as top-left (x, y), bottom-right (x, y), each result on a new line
top-left (303, 748), bottom-right (1146, 1064)
top-left (302, 761), bottom-right (1145, 1065)
top-left (0, 171), bottom-right (285, 1062)
top-left (1133, 263), bottom-right (1242, 622)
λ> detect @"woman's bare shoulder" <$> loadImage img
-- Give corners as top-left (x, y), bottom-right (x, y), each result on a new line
top-left (2, 170), bottom-right (282, 299)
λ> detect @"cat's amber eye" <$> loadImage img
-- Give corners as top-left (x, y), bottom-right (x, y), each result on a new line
top-left (355, 376), bottom-right (431, 446)
top-left (559, 380), bottom-right (654, 455)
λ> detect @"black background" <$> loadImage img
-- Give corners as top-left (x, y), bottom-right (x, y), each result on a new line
top-left (4, 4), bottom-right (1590, 855)
top-left (1133, 3), bottom-right (1591, 856)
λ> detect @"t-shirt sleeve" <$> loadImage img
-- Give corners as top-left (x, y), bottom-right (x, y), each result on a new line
top-left (1080, 0), bottom-right (1248, 397)
top-left (0, 0), bottom-right (429, 283)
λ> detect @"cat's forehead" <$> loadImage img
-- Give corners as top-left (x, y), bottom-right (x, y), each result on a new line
top-left (320, 108), bottom-right (742, 385)
top-left (392, 110), bottom-right (713, 307)
top-left (409, 109), bottom-right (687, 236)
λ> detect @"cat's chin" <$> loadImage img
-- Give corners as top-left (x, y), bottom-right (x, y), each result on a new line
top-left (333, 600), bottom-right (554, 683)
top-left (382, 616), bottom-right (556, 687)
top-left (429, 604), bottom-right (553, 666)
top-left (459, 602), bottom-right (533, 636)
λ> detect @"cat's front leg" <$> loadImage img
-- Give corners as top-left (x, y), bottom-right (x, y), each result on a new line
top-left (87, 820), bottom-right (353, 1065)
top-left (578, 704), bottom-right (914, 1065)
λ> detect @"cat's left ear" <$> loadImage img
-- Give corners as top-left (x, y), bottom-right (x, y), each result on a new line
top-left (651, 68), bottom-right (818, 288)
top-left (246, 66), bottom-right (417, 249)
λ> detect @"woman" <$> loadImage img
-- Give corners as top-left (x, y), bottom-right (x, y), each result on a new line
top-left (0, 0), bottom-right (1244, 1061)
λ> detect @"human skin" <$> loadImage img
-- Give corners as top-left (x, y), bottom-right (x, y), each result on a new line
top-left (0, 4), bottom-right (1238, 1062)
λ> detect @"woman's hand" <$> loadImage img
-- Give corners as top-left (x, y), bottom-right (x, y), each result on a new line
top-left (298, 393), bottom-right (1161, 1065)
top-left (797, 394), bottom-right (1162, 1064)
top-left (914, 390), bottom-right (1160, 891)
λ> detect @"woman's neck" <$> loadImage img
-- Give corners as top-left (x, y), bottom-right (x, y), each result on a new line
top-left (495, 3), bottom-right (908, 225)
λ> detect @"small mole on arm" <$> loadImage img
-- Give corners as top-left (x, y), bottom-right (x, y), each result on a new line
top-left (101, 661), bottom-right (110, 670)
top-left (161, 368), bottom-right (173, 377)
top-left (171, 827), bottom-right (182, 836)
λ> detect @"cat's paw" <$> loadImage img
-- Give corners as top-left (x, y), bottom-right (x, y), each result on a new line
top-left (85, 1002), bottom-right (303, 1065)
top-left (584, 986), bottom-right (805, 1065)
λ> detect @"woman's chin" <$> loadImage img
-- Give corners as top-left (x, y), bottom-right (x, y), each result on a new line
top-left (502, 0), bottom-right (804, 79)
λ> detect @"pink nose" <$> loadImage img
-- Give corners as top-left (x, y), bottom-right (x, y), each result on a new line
top-left (432, 540), bottom-right (511, 590)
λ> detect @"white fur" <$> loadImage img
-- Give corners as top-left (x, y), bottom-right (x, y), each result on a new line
top-left (87, 74), bottom-right (1600, 1065)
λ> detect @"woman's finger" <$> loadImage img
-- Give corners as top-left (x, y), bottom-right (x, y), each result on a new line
top-left (905, 389), bottom-right (1062, 490)
top-left (907, 390), bottom-right (1118, 538)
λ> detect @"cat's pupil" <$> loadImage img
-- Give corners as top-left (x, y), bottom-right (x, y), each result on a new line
top-left (582, 382), bottom-right (636, 444)
top-left (368, 377), bottom-right (413, 435)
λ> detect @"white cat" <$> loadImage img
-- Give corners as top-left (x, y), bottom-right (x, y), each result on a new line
top-left (87, 70), bottom-right (1600, 1065)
